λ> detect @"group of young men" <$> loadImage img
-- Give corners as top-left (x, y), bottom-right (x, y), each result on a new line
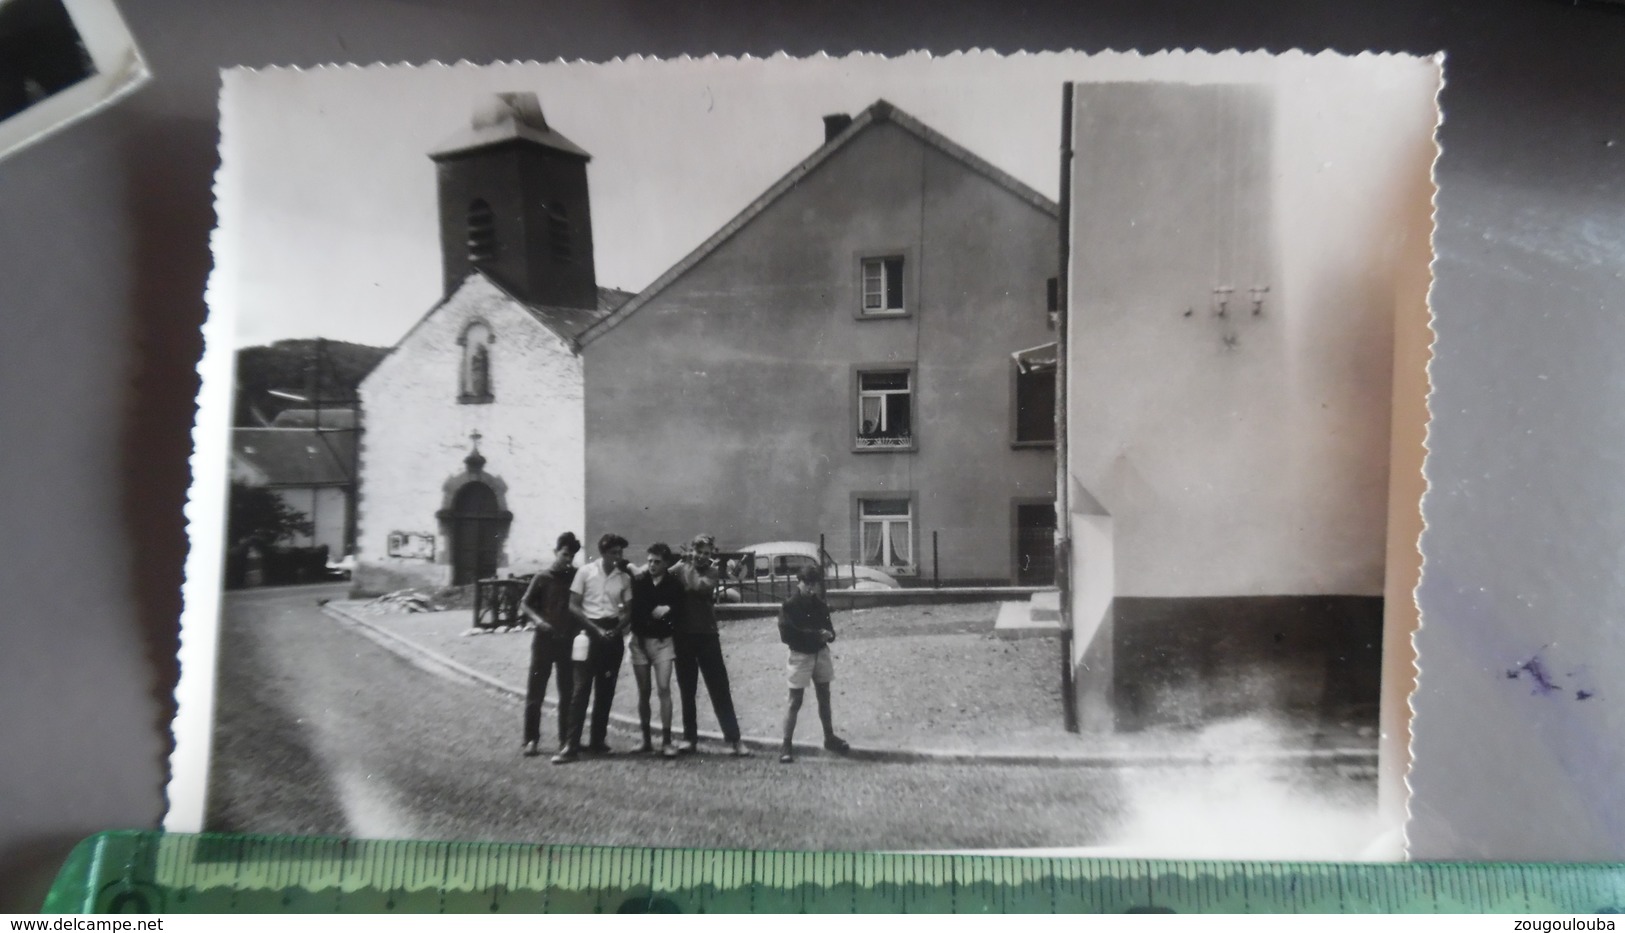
top-left (520, 531), bottom-right (851, 764)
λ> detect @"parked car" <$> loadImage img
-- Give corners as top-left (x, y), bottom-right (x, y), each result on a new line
top-left (324, 552), bottom-right (357, 581)
top-left (714, 541), bottom-right (901, 603)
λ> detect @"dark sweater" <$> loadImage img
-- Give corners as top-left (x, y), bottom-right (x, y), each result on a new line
top-left (672, 560), bottom-right (721, 635)
top-left (629, 570), bottom-right (685, 639)
top-left (779, 591), bottom-right (833, 654)
top-left (524, 562), bottom-right (579, 640)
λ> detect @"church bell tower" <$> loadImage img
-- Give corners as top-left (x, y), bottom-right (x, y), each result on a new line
top-left (429, 92), bottom-right (598, 309)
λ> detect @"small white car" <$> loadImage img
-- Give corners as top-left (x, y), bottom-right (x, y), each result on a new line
top-left (324, 552), bottom-right (357, 580)
top-left (716, 541), bottom-right (901, 602)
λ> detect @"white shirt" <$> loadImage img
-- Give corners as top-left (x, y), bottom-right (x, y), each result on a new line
top-left (570, 558), bottom-right (631, 620)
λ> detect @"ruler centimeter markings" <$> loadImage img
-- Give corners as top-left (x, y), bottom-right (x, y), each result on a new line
top-left (39, 831), bottom-right (1625, 914)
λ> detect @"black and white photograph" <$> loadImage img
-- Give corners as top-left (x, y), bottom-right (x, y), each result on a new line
top-left (169, 51), bottom-right (1439, 859)
top-left (0, 0), bottom-right (144, 162)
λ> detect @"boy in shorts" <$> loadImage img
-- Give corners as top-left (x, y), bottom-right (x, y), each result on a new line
top-left (628, 542), bottom-right (683, 757)
top-left (777, 565), bottom-right (850, 763)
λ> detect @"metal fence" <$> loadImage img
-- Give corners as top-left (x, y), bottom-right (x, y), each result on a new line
top-left (713, 530), bottom-right (1004, 605)
top-left (472, 527), bottom-right (1056, 627)
top-left (472, 575), bottom-right (530, 631)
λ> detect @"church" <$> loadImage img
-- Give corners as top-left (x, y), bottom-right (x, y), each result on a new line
top-left (354, 93), bottom-right (629, 594)
top-left (353, 92), bottom-right (1058, 595)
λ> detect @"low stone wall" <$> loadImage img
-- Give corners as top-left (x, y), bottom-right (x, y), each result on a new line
top-left (720, 586), bottom-right (1053, 618)
top-left (352, 560), bottom-right (450, 598)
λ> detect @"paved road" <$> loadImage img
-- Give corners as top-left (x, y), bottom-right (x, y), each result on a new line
top-left (205, 584), bottom-right (1141, 851)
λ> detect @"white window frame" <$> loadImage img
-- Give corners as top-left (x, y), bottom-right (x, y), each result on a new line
top-left (860, 255), bottom-right (905, 315)
top-left (858, 498), bottom-right (914, 574)
top-left (856, 369), bottom-right (912, 448)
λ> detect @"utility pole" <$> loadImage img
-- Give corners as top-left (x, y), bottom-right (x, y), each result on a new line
top-left (1056, 82), bottom-right (1078, 733)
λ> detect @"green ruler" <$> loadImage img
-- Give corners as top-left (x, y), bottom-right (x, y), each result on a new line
top-left (41, 831), bottom-right (1625, 913)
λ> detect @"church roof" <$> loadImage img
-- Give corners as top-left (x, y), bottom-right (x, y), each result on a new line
top-left (429, 92), bottom-right (591, 161)
top-left (376, 272), bottom-right (632, 369)
top-left (575, 99), bottom-right (1059, 348)
top-left (232, 428), bottom-right (355, 488)
top-left (525, 284), bottom-right (635, 340)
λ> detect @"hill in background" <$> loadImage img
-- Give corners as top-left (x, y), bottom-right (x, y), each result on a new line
top-left (234, 339), bottom-right (389, 427)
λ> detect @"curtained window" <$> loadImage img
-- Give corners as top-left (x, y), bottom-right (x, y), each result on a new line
top-left (858, 498), bottom-right (912, 572)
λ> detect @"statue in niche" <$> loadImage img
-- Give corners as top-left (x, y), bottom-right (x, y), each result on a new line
top-left (468, 343), bottom-right (490, 399)
top-left (460, 322), bottom-right (494, 402)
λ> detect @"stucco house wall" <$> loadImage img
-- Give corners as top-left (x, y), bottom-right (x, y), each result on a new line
top-left (230, 426), bottom-right (355, 558)
top-left (272, 485), bottom-right (348, 555)
top-left (1063, 68), bottom-right (1436, 730)
top-left (583, 115), bottom-right (1056, 583)
top-left (354, 273), bottom-right (585, 595)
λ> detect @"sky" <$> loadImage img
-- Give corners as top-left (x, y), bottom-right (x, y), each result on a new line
top-left (219, 51), bottom-right (1179, 349)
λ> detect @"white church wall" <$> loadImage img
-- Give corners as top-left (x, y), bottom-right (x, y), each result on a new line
top-left (355, 274), bottom-right (585, 595)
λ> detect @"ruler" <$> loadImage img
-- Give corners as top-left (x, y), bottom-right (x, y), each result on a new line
top-left (41, 831), bottom-right (1625, 913)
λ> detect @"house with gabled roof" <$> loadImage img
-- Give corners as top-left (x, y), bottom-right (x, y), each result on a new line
top-left (579, 100), bottom-right (1059, 585)
top-left (232, 426), bottom-right (356, 557)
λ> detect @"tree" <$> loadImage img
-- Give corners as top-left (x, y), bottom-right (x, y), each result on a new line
top-left (228, 481), bottom-right (313, 551)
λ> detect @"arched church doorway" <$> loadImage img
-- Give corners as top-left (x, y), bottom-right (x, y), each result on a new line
top-left (448, 480), bottom-right (507, 585)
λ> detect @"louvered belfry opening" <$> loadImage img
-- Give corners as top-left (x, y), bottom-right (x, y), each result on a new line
top-left (431, 92), bottom-right (599, 309)
top-left (466, 199), bottom-right (497, 263)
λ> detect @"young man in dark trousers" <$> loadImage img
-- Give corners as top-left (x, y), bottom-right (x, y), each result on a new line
top-left (671, 533), bottom-right (751, 756)
top-left (628, 542), bottom-right (684, 757)
top-left (519, 531), bottom-right (582, 758)
top-left (558, 532), bottom-right (631, 763)
top-left (777, 565), bottom-right (850, 763)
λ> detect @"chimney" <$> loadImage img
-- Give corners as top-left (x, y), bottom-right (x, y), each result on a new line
top-left (822, 113), bottom-right (853, 143)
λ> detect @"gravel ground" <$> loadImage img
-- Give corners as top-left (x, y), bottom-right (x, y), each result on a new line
top-left (356, 600), bottom-right (1077, 754)
top-left (209, 585), bottom-right (1379, 857)
top-left (208, 586), bottom-right (1137, 850)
